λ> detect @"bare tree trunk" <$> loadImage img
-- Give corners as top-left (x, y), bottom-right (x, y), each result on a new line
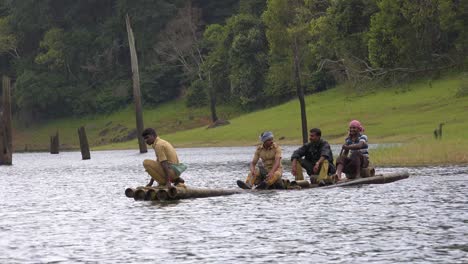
top-left (126, 14), bottom-right (147, 154)
top-left (208, 72), bottom-right (218, 123)
top-left (1, 76), bottom-right (13, 165)
top-left (78, 126), bottom-right (91, 160)
top-left (50, 131), bottom-right (59, 154)
top-left (0, 122), bottom-right (6, 165)
top-left (293, 39), bottom-right (308, 144)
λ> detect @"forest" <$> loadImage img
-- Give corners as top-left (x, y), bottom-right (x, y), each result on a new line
top-left (0, 0), bottom-right (466, 123)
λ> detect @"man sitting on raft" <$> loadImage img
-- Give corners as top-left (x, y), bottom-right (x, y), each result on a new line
top-left (237, 131), bottom-right (283, 190)
top-left (291, 128), bottom-right (336, 186)
top-left (333, 120), bottom-right (370, 180)
top-left (142, 128), bottom-right (186, 188)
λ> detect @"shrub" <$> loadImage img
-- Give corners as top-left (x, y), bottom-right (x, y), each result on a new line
top-left (186, 79), bottom-right (208, 107)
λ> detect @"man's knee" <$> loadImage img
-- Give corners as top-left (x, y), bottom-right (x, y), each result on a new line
top-left (143, 159), bottom-right (154, 168)
top-left (266, 171), bottom-right (282, 186)
top-left (299, 159), bottom-right (314, 175)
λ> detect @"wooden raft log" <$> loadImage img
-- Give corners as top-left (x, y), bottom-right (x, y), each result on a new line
top-left (324, 171), bottom-right (410, 188)
top-left (125, 186), bottom-right (242, 201)
top-left (125, 187), bottom-right (170, 201)
top-left (167, 186), bottom-right (242, 200)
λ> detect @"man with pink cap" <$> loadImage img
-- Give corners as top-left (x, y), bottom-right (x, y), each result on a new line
top-left (334, 120), bottom-right (370, 180)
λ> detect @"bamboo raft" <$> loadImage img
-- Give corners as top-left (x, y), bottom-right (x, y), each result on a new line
top-left (125, 171), bottom-right (409, 202)
top-left (125, 186), bottom-right (243, 201)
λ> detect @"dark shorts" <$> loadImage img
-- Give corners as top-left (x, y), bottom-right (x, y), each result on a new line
top-left (336, 151), bottom-right (369, 179)
top-left (299, 158), bottom-right (336, 176)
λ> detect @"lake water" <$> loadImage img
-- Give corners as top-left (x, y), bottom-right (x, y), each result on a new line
top-left (0, 146), bottom-right (467, 263)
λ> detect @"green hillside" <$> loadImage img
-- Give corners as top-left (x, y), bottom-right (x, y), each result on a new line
top-left (12, 74), bottom-right (468, 165)
top-left (105, 74), bottom-right (467, 146)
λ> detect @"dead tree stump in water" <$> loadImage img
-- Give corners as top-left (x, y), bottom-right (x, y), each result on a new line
top-left (0, 76), bottom-right (12, 165)
top-left (78, 126), bottom-right (90, 160)
top-left (50, 131), bottom-right (59, 154)
top-left (126, 14), bottom-right (147, 154)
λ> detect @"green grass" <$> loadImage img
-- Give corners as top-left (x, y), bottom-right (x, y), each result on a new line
top-left (108, 73), bottom-right (467, 148)
top-left (372, 138), bottom-right (468, 166)
top-left (13, 101), bottom-right (243, 151)
top-left (12, 73), bottom-right (468, 166)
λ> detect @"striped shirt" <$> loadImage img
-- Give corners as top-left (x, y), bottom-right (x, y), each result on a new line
top-left (345, 134), bottom-right (369, 156)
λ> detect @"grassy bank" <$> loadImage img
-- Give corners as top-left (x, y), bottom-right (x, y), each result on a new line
top-left (12, 73), bottom-right (468, 165)
top-left (13, 101), bottom-right (244, 152)
top-left (372, 139), bottom-right (468, 166)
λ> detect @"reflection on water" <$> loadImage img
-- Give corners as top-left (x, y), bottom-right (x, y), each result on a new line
top-left (0, 146), bottom-right (467, 263)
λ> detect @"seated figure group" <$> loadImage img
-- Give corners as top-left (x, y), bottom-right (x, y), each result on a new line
top-left (237, 120), bottom-right (371, 190)
top-left (138, 120), bottom-right (370, 190)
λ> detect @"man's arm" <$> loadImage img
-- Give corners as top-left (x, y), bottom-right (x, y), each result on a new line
top-left (343, 141), bottom-right (366, 151)
top-left (250, 160), bottom-right (257, 176)
top-left (313, 156), bottom-right (326, 174)
top-left (250, 148), bottom-right (260, 175)
top-left (267, 156), bottom-right (281, 179)
top-left (291, 144), bottom-right (307, 176)
top-left (291, 144), bottom-right (307, 161)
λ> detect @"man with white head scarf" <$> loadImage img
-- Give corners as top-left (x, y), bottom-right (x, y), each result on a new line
top-left (237, 131), bottom-right (283, 189)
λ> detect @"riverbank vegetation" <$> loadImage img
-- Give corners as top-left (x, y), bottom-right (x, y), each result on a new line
top-left (1, 1), bottom-right (467, 166)
top-left (94, 74), bottom-right (468, 167)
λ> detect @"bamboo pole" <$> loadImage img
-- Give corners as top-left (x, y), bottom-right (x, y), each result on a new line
top-left (134, 188), bottom-right (147, 201)
top-left (125, 14), bottom-right (147, 154)
top-left (78, 126), bottom-right (91, 160)
top-left (1, 76), bottom-right (12, 165)
top-left (125, 187), bottom-right (138, 198)
top-left (156, 189), bottom-right (169, 201)
top-left (144, 188), bottom-right (157, 201)
top-left (167, 186), bottom-right (242, 200)
top-left (125, 186), bottom-right (148, 198)
top-left (324, 171), bottom-right (410, 188)
top-left (289, 180), bottom-right (311, 189)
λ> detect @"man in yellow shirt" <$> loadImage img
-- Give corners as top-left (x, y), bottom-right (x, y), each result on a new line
top-left (142, 128), bottom-right (186, 188)
top-left (237, 131), bottom-right (283, 190)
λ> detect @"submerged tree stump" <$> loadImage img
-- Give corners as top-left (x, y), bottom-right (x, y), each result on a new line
top-left (50, 132), bottom-right (59, 154)
top-left (78, 126), bottom-right (91, 160)
top-left (1, 76), bottom-right (12, 165)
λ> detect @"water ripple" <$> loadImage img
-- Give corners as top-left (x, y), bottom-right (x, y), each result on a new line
top-left (0, 148), bottom-right (467, 263)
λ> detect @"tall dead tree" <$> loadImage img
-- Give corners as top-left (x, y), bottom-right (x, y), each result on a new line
top-left (126, 14), bottom-right (147, 153)
top-left (155, 3), bottom-right (220, 124)
top-left (0, 76), bottom-right (12, 165)
top-left (293, 37), bottom-right (308, 144)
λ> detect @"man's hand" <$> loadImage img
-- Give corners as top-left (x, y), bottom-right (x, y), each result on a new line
top-left (291, 159), bottom-right (297, 176)
top-left (266, 172), bottom-right (273, 181)
top-left (313, 163), bottom-right (320, 174)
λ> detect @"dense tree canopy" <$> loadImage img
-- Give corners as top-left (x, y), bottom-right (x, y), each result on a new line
top-left (0, 0), bottom-right (466, 122)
